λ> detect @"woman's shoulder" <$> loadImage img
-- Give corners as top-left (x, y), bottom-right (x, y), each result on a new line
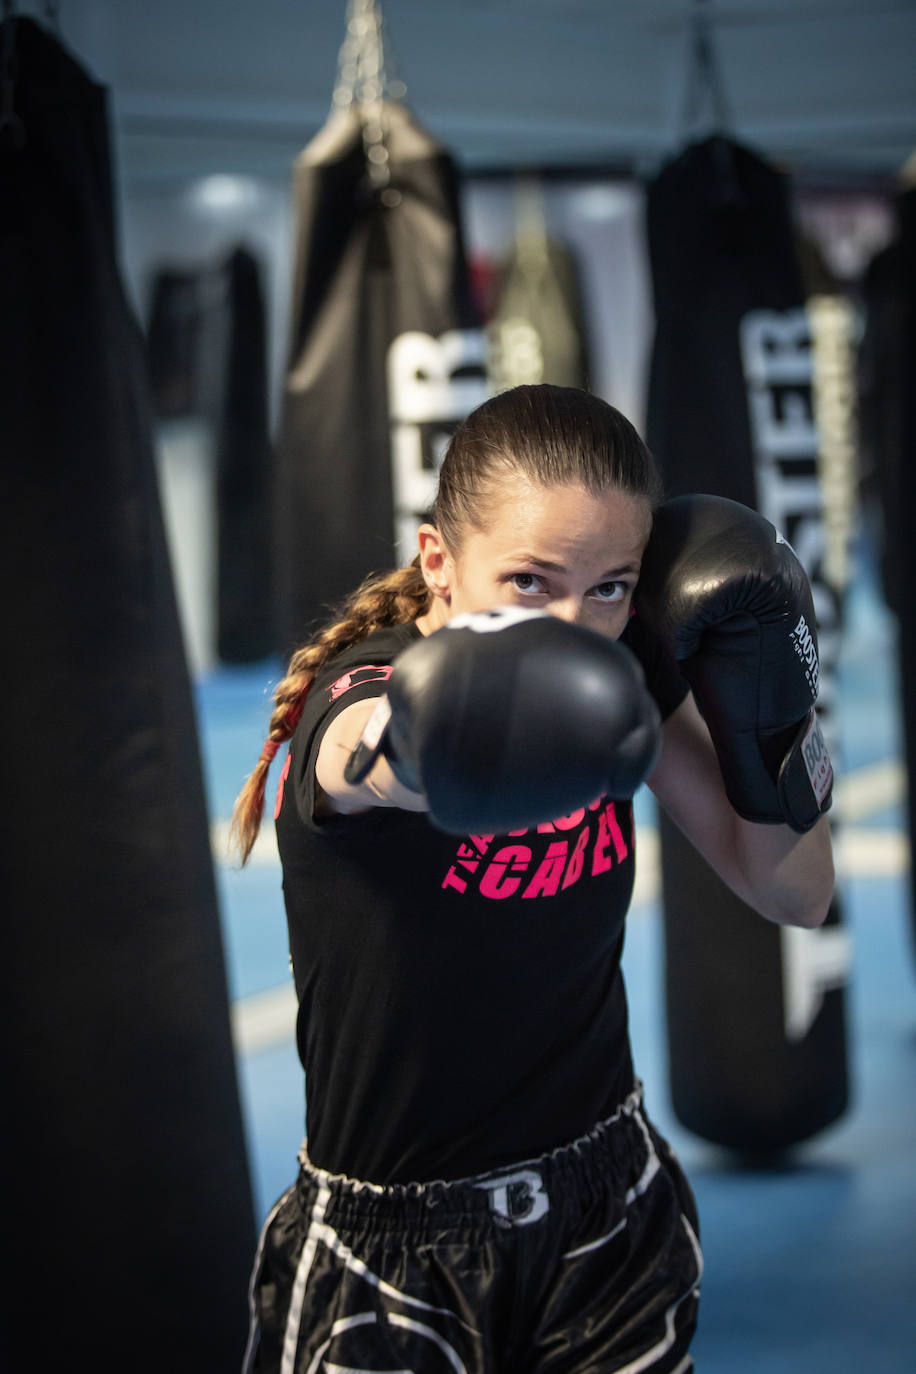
top-left (301, 620), bottom-right (421, 725)
top-left (312, 620), bottom-right (421, 694)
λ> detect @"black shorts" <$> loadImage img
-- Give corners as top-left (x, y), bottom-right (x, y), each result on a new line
top-left (243, 1086), bottom-right (702, 1373)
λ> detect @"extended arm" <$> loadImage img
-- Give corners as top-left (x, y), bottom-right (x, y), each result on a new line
top-left (316, 697), bottom-right (428, 815)
top-left (321, 608), bottom-right (661, 834)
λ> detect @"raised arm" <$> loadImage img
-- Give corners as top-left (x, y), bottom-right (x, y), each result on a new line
top-left (637, 494), bottom-right (835, 929)
top-left (649, 693), bottom-right (833, 927)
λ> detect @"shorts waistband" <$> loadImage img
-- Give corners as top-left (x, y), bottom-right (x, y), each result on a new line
top-left (296, 1083), bottom-right (656, 1231)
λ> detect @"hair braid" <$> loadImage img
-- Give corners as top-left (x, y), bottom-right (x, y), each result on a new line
top-left (230, 560), bottom-right (429, 865)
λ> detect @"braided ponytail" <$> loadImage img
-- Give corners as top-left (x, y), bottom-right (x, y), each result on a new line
top-left (230, 559), bottom-right (429, 865)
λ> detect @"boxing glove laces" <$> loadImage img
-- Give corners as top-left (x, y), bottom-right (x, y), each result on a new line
top-left (345, 606), bottom-right (662, 835)
top-left (636, 494), bottom-right (833, 834)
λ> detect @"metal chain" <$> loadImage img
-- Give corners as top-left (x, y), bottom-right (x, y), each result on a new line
top-left (333, 0), bottom-right (407, 196)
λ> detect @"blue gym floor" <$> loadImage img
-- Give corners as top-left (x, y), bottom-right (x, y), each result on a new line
top-left (195, 534), bottom-right (916, 1372)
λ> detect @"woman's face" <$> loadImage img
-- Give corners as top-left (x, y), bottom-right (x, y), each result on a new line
top-left (418, 471), bottom-right (653, 640)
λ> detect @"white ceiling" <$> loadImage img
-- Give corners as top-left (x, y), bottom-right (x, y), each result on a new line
top-left (54, 0), bottom-right (916, 188)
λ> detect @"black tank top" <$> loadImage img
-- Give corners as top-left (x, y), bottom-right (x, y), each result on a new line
top-left (274, 616), bottom-right (687, 1183)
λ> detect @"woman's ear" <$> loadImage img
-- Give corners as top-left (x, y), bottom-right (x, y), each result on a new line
top-left (417, 524), bottom-right (453, 603)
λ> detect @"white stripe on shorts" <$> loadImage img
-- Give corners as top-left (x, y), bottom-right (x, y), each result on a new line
top-left (281, 1182), bottom-right (332, 1374)
top-left (242, 1186), bottom-right (296, 1374)
top-left (562, 1214), bottom-right (628, 1260)
top-left (561, 1100), bottom-right (660, 1261)
top-left (613, 1214), bottom-right (703, 1374)
top-left (303, 1312), bottom-right (469, 1374)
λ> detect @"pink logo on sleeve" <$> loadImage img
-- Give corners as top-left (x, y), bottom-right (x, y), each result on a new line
top-left (328, 665), bottom-right (393, 702)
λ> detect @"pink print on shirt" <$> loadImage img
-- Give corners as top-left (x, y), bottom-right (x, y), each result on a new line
top-left (440, 799), bottom-right (632, 899)
top-left (328, 665), bottom-right (393, 702)
top-left (274, 751), bottom-right (291, 820)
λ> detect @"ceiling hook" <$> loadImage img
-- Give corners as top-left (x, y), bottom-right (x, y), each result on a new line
top-left (680, 0), bottom-right (733, 141)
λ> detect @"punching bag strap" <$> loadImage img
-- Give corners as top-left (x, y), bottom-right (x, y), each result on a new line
top-left (674, 3), bottom-right (746, 214)
top-left (679, 0), bottom-right (733, 142)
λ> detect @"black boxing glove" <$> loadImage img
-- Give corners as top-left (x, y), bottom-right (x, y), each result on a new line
top-left (636, 494), bottom-right (833, 833)
top-left (344, 606), bottom-right (661, 835)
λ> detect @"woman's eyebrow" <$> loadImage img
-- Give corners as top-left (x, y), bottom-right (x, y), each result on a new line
top-left (506, 554), bottom-right (640, 578)
top-left (598, 563), bottom-right (641, 580)
top-left (508, 554), bottom-right (566, 572)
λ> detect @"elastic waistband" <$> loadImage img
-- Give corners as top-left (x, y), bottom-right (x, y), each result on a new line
top-left (296, 1084), bottom-right (656, 1232)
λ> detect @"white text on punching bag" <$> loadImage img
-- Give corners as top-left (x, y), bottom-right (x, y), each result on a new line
top-left (387, 330), bottom-right (489, 560)
top-left (741, 307), bottom-right (851, 1038)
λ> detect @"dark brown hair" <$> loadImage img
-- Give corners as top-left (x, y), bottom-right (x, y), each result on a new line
top-left (432, 385), bottom-right (662, 552)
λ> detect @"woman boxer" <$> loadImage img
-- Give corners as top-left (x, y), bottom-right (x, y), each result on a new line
top-left (233, 384), bottom-right (834, 1373)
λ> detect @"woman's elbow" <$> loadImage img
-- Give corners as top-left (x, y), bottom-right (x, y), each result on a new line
top-left (788, 894), bottom-right (832, 929)
top-left (763, 854), bottom-right (835, 929)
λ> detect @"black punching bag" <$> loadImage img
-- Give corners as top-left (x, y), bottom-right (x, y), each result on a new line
top-left (146, 248), bottom-right (275, 663)
top-left (273, 96), bottom-right (487, 648)
top-left (645, 136), bottom-right (850, 1151)
top-left (216, 247), bottom-right (275, 663)
top-left (0, 18), bottom-right (256, 1369)
top-left (488, 178), bottom-right (591, 392)
top-left (858, 185), bottom-right (916, 962)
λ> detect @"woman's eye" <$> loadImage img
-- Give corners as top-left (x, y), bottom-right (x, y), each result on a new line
top-left (593, 581), bottom-right (626, 602)
top-left (511, 573), bottom-right (544, 595)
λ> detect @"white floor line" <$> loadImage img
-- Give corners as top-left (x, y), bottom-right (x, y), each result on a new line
top-left (212, 819), bottom-right (280, 867)
top-left (833, 827), bottom-right (911, 877)
top-left (628, 825), bottom-right (910, 913)
top-left (833, 760), bottom-right (906, 823)
top-left (225, 759), bottom-right (912, 1055)
top-left (212, 759), bottom-right (907, 877)
top-left (232, 983), bottom-right (298, 1055)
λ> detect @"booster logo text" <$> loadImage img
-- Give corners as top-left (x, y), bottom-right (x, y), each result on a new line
top-left (789, 613), bottom-right (819, 697)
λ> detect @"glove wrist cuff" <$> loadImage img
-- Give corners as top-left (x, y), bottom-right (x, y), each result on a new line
top-left (776, 709), bottom-right (834, 833)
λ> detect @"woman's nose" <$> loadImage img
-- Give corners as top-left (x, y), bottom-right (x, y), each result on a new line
top-left (548, 598), bottom-right (584, 625)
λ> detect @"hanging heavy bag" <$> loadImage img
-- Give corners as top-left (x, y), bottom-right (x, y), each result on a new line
top-left (215, 247), bottom-right (274, 663)
top-left (488, 180), bottom-right (591, 393)
top-left (273, 39), bottom-right (487, 648)
top-left (858, 185), bottom-right (916, 971)
top-left (0, 18), bottom-right (255, 1368)
top-left (645, 134), bottom-right (850, 1152)
top-left (146, 249), bottom-right (274, 664)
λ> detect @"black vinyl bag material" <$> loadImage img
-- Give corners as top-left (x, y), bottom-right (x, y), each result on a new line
top-left (645, 136), bottom-right (850, 1151)
top-left (273, 103), bottom-right (486, 649)
top-left (216, 247), bottom-right (275, 662)
top-left (858, 186), bottom-right (916, 966)
top-left (0, 19), bottom-right (256, 1368)
top-left (488, 232), bottom-right (591, 391)
top-left (146, 247), bottom-right (274, 662)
